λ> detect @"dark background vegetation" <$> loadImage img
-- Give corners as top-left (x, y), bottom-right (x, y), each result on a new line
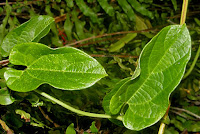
top-left (0, 0), bottom-right (199, 133)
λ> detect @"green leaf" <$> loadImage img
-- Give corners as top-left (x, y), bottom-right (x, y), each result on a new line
top-left (49, 130), bottom-right (61, 134)
top-left (128, 0), bottom-right (153, 19)
top-left (75, 0), bottom-right (99, 23)
top-left (114, 57), bottom-right (134, 75)
top-left (71, 10), bottom-right (86, 40)
top-left (31, 117), bottom-right (50, 129)
top-left (65, 123), bottom-right (76, 134)
top-left (109, 33), bottom-right (137, 52)
top-left (183, 121), bottom-right (200, 132)
top-left (1, 15), bottom-right (54, 57)
top-left (103, 67), bottom-right (141, 115)
top-left (0, 88), bottom-right (15, 105)
top-left (90, 121), bottom-right (98, 133)
top-left (116, 12), bottom-right (130, 31)
top-left (65, 0), bottom-right (74, 8)
top-left (139, 0), bottom-right (153, 3)
top-left (97, 0), bottom-right (115, 16)
top-left (134, 15), bottom-right (154, 38)
top-left (25, 94), bottom-right (43, 107)
top-left (117, 0), bottom-right (135, 21)
top-left (64, 13), bottom-right (73, 41)
top-left (15, 109), bottom-right (31, 121)
top-left (194, 18), bottom-right (200, 26)
top-left (103, 78), bottom-right (132, 126)
top-left (134, 15), bottom-right (149, 30)
top-left (0, 68), bottom-right (8, 88)
top-left (164, 127), bottom-right (179, 134)
top-left (45, 6), bottom-right (63, 47)
top-left (171, 0), bottom-right (177, 11)
top-left (106, 24), bottom-right (191, 130)
top-left (4, 43), bottom-right (107, 92)
top-left (0, 2), bottom-right (11, 47)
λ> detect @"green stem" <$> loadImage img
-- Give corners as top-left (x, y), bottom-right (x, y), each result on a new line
top-left (158, 103), bottom-right (170, 134)
top-left (180, 0), bottom-right (188, 25)
top-left (34, 90), bottom-right (122, 121)
top-left (183, 44), bottom-right (200, 79)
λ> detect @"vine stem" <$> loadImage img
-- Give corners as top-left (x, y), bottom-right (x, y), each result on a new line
top-left (180, 0), bottom-right (189, 25)
top-left (183, 44), bottom-right (200, 79)
top-left (34, 89), bottom-right (123, 121)
top-left (38, 106), bottom-right (60, 127)
top-left (158, 104), bottom-right (170, 134)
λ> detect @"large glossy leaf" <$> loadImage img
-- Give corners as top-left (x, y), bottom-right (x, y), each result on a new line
top-left (1, 15), bottom-right (54, 57)
top-left (104, 24), bottom-right (191, 130)
top-left (4, 43), bottom-right (107, 92)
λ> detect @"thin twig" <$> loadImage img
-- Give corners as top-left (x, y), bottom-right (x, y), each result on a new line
top-left (158, 104), bottom-right (170, 134)
top-left (0, 0), bottom-right (43, 6)
top-left (38, 106), bottom-right (60, 127)
top-left (73, 35), bottom-right (123, 48)
top-left (0, 119), bottom-right (14, 134)
top-left (170, 110), bottom-right (196, 120)
top-left (170, 109), bottom-right (200, 121)
top-left (90, 54), bottom-right (139, 58)
top-left (55, 14), bottom-right (67, 23)
top-left (66, 28), bottom-right (159, 46)
top-left (167, 11), bottom-right (200, 19)
top-left (0, 59), bottom-right (9, 66)
top-left (170, 107), bottom-right (200, 120)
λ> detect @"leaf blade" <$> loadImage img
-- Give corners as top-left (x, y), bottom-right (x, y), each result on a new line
top-left (109, 33), bottom-right (137, 52)
top-left (0, 88), bottom-right (15, 105)
top-left (5, 43), bottom-right (107, 92)
top-left (97, 0), bottom-right (115, 16)
top-left (127, 0), bottom-right (153, 19)
top-left (75, 0), bottom-right (99, 23)
top-left (108, 24), bottom-right (191, 130)
top-left (65, 123), bottom-right (76, 134)
top-left (1, 15), bottom-right (54, 57)
top-left (117, 0), bottom-right (135, 21)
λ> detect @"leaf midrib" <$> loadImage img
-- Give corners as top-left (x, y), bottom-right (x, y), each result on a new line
top-left (27, 68), bottom-right (105, 75)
